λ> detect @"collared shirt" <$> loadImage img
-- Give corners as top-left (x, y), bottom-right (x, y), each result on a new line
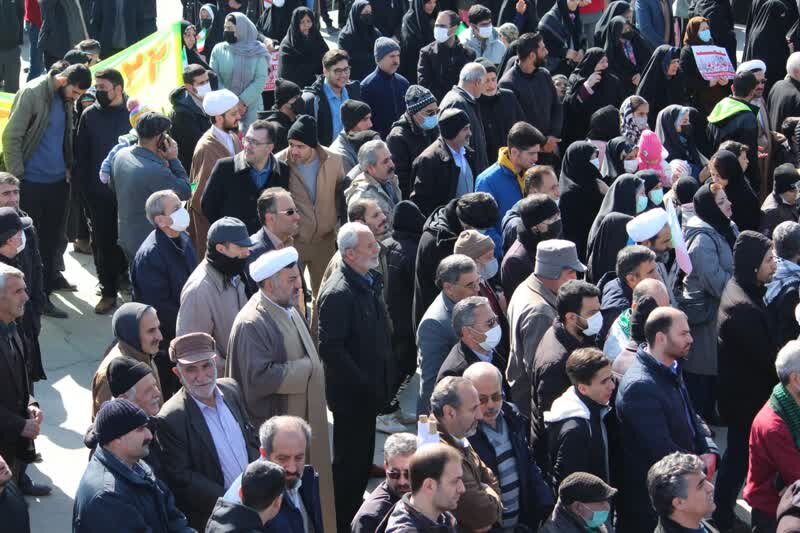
top-left (189, 386), bottom-right (249, 489)
top-left (286, 477), bottom-right (313, 533)
top-left (473, 348), bottom-right (493, 363)
top-left (447, 143), bottom-right (474, 196)
top-left (260, 290), bottom-right (293, 319)
top-left (249, 158), bottom-right (273, 190)
top-left (212, 125), bottom-right (236, 156)
top-left (264, 227), bottom-right (286, 250)
top-left (323, 79), bottom-right (349, 141)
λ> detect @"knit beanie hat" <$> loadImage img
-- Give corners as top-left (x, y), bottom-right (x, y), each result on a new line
top-left (374, 36), bottom-right (401, 63)
top-left (287, 114), bottom-right (318, 148)
top-left (93, 398), bottom-right (149, 446)
top-left (274, 78), bottom-right (302, 108)
top-left (405, 85), bottom-right (436, 115)
top-left (127, 98), bottom-right (154, 128)
top-left (454, 230), bottom-right (494, 260)
top-left (107, 356), bottom-right (153, 397)
top-left (341, 100), bottom-right (372, 132)
top-left (558, 472), bottom-right (618, 505)
top-left (439, 108), bottom-right (470, 140)
top-left (774, 163), bottom-right (800, 194)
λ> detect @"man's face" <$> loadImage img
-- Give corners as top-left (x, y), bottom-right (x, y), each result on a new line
top-left (217, 106), bottom-right (242, 133)
top-left (446, 383), bottom-right (482, 438)
top-left (435, 13), bottom-right (454, 39)
top-left (60, 84), bottom-right (86, 102)
top-left (0, 230), bottom-right (22, 259)
top-left (625, 259), bottom-right (659, 288)
top-left (673, 472), bottom-right (716, 519)
top-left (116, 425), bottom-right (153, 462)
top-left (187, 71), bottom-right (210, 97)
top-left (453, 125), bottom-right (472, 149)
top-left (362, 203), bottom-right (388, 238)
top-left (756, 247), bottom-right (777, 285)
top-left (345, 230), bottom-right (380, 272)
top-left (432, 460), bottom-right (465, 512)
top-left (753, 70), bottom-right (766, 99)
top-left (578, 365), bottom-right (615, 406)
top-left (95, 78), bottom-right (121, 104)
top-left (131, 373), bottom-right (162, 416)
top-left (288, 140), bottom-right (314, 164)
top-left (385, 453), bottom-right (412, 495)
top-left (445, 270), bottom-right (481, 302)
top-left (0, 276), bottom-right (28, 321)
top-left (530, 172), bottom-right (560, 200)
top-left (368, 146), bottom-right (395, 183)
top-left (483, 72), bottom-right (498, 96)
top-left (138, 310), bottom-right (163, 356)
top-left (176, 358), bottom-right (217, 400)
top-left (512, 145), bottom-right (541, 172)
top-left (663, 314), bottom-right (693, 359)
top-left (267, 265), bottom-right (302, 307)
top-left (650, 225), bottom-right (673, 255)
top-left (464, 303), bottom-right (497, 349)
top-left (244, 127), bottom-right (274, 163)
top-left (266, 430), bottom-right (307, 488)
top-left (353, 113), bottom-right (373, 133)
top-left (573, 296), bottom-right (602, 333)
top-left (0, 183), bottom-right (20, 209)
top-left (266, 194), bottom-right (300, 239)
top-left (471, 371), bottom-right (503, 426)
top-left (0, 454), bottom-right (10, 489)
top-left (217, 242), bottom-right (251, 259)
top-left (781, 186), bottom-right (799, 207)
top-left (379, 50), bottom-right (401, 75)
top-left (324, 60), bottom-right (351, 90)
top-left (155, 196), bottom-right (183, 231)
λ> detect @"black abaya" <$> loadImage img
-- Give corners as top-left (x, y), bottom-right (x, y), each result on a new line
top-left (604, 16), bottom-right (652, 96)
top-left (278, 7), bottom-right (329, 89)
top-left (602, 136), bottom-right (635, 181)
top-left (559, 141), bottom-right (606, 261)
top-left (713, 149), bottom-right (762, 232)
top-left (587, 212), bottom-right (635, 282)
top-left (258, 0), bottom-right (304, 41)
top-left (655, 104), bottom-right (708, 169)
top-left (635, 45), bottom-right (688, 129)
top-left (688, 0), bottom-right (738, 66)
top-left (587, 173), bottom-right (643, 251)
top-left (538, 0), bottom-right (585, 76)
top-left (337, 0), bottom-right (382, 81)
top-left (594, 1), bottom-right (631, 46)
top-left (744, 0), bottom-right (797, 96)
top-left (399, 0), bottom-right (438, 83)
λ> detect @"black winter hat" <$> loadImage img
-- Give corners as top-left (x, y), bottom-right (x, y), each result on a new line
top-left (774, 163), bottom-right (800, 194)
top-left (341, 100), bottom-right (372, 132)
top-left (107, 356), bottom-right (153, 397)
top-left (274, 78), bottom-right (302, 108)
top-left (0, 207), bottom-right (31, 244)
top-left (733, 230), bottom-right (772, 287)
top-left (93, 398), bottom-right (149, 446)
top-left (135, 111), bottom-right (172, 140)
top-left (438, 108), bottom-right (470, 140)
top-left (558, 472), bottom-right (618, 505)
top-left (287, 114), bottom-right (318, 148)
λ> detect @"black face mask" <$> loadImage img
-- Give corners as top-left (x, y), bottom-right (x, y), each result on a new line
top-left (621, 30), bottom-right (634, 40)
top-left (290, 98), bottom-right (305, 115)
top-left (201, 18), bottom-right (212, 29)
top-left (360, 13), bottom-right (374, 26)
top-left (542, 219), bottom-right (562, 240)
top-left (223, 30), bottom-right (237, 44)
top-left (207, 248), bottom-right (248, 278)
top-left (96, 90), bottom-right (112, 108)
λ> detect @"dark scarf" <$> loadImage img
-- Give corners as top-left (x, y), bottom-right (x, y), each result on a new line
top-left (553, 318), bottom-right (595, 353)
top-left (206, 248), bottom-right (247, 280)
top-left (770, 383), bottom-right (800, 449)
top-left (693, 183), bottom-right (737, 249)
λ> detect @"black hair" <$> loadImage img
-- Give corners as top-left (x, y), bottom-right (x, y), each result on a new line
top-left (616, 245), bottom-right (656, 281)
top-left (61, 64), bottom-right (93, 90)
top-left (241, 460), bottom-right (285, 511)
top-left (508, 121), bottom-right (546, 152)
top-left (183, 64), bottom-right (207, 85)
top-left (732, 71), bottom-right (758, 99)
top-left (95, 68), bottom-right (124, 90)
top-left (517, 32), bottom-right (543, 60)
top-left (556, 280), bottom-right (601, 322)
top-left (468, 4), bottom-right (492, 25)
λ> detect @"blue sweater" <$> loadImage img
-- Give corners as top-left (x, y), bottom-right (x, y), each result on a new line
top-left (475, 162), bottom-right (521, 260)
top-left (360, 67), bottom-right (409, 138)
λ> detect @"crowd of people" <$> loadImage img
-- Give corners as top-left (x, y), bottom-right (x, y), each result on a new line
top-left (3, 0), bottom-right (800, 532)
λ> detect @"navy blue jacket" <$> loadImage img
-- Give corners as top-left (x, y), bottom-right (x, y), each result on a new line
top-left (263, 466), bottom-right (324, 533)
top-left (615, 347), bottom-right (718, 533)
top-left (468, 402), bottom-right (554, 529)
top-left (131, 230), bottom-right (198, 344)
top-left (360, 67), bottom-right (410, 138)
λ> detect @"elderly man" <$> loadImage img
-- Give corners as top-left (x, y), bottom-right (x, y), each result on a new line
top-left (767, 221), bottom-right (800, 346)
top-left (224, 416), bottom-right (328, 533)
top-left (417, 254), bottom-right (480, 416)
top-left (626, 208), bottom-right (677, 302)
top-left (430, 376), bottom-right (503, 531)
top-left (73, 399), bottom-right (193, 532)
top-left (157, 332), bottom-right (258, 530)
top-left (345, 139), bottom-right (402, 233)
top-left (440, 62), bottom-right (489, 174)
top-left (131, 190), bottom-right (198, 398)
top-left (352, 433), bottom-right (417, 532)
top-left (176, 217), bottom-right (252, 373)
top-left (648, 452), bottom-right (718, 533)
top-left (187, 89), bottom-right (243, 253)
top-left (91, 302), bottom-right (163, 419)
top-left (361, 37), bottom-right (410, 138)
top-left (111, 112), bottom-right (191, 261)
top-left (318, 221), bottom-right (394, 531)
top-left (769, 53), bottom-right (800, 136)
top-left (464, 362), bottom-right (554, 530)
top-left (202, 120), bottom-right (290, 236)
top-left (206, 460), bottom-right (285, 531)
top-left (540, 472), bottom-right (617, 532)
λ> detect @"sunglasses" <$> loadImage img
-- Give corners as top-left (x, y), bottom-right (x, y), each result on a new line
top-left (478, 392), bottom-right (504, 405)
top-left (277, 208), bottom-right (298, 216)
top-left (386, 469), bottom-right (410, 480)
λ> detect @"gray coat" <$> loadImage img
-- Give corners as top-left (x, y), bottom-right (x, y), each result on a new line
top-left (110, 146), bottom-right (191, 259)
top-left (329, 131), bottom-right (358, 175)
top-left (439, 86), bottom-right (489, 174)
top-left (460, 29), bottom-right (507, 67)
top-left (417, 292), bottom-right (458, 415)
top-left (679, 216), bottom-right (735, 375)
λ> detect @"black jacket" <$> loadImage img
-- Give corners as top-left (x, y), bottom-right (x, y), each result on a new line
top-left (299, 76), bottom-right (362, 147)
top-left (258, 108), bottom-right (294, 153)
top-left (654, 517), bottom-right (720, 533)
top-left (74, 99), bottom-right (131, 197)
top-left (411, 137), bottom-right (477, 217)
top-left (417, 40), bottom-right (477, 103)
top-left (499, 62), bottom-right (564, 138)
top-left (707, 98), bottom-right (761, 192)
top-left (0, 323), bottom-right (35, 469)
top-left (318, 262), bottom-right (395, 413)
top-left (201, 151), bottom-right (290, 236)
top-left (0, 0), bottom-right (23, 51)
top-left (440, 86), bottom-right (489, 174)
top-left (89, 0), bottom-right (147, 53)
top-left (351, 480), bottom-right (401, 533)
top-left (598, 274), bottom-right (633, 343)
top-left (262, 466), bottom-right (324, 533)
top-left (478, 89), bottom-right (526, 168)
top-left (169, 87), bottom-right (210, 174)
top-left (205, 499), bottom-right (263, 533)
top-left (0, 480), bottom-right (29, 533)
top-left (436, 341), bottom-right (511, 399)
top-left (760, 192), bottom-right (799, 239)
top-left (386, 112), bottom-right (439, 198)
top-left (384, 494), bottom-right (457, 532)
top-left (469, 402), bottom-right (555, 530)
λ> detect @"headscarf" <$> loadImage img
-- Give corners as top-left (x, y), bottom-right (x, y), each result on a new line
top-left (587, 173), bottom-right (643, 250)
top-left (588, 105), bottom-right (621, 141)
top-left (587, 212), bottom-right (635, 282)
top-left (339, 1), bottom-right (380, 48)
top-left (711, 149), bottom-right (761, 232)
top-left (601, 136), bottom-right (634, 180)
top-left (112, 303), bottom-right (154, 353)
top-left (279, 7), bottom-right (328, 85)
top-left (637, 130), bottom-right (668, 185)
top-left (560, 141), bottom-right (604, 194)
top-left (181, 20), bottom-right (210, 70)
top-left (539, 0), bottom-right (583, 53)
top-left (655, 104), bottom-right (708, 167)
top-left (223, 12), bottom-right (268, 97)
top-left (675, 176), bottom-right (701, 205)
top-left (259, 0), bottom-right (304, 40)
top-left (594, 1), bottom-right (631, 45)
top-left (403, 0), bottom-right (436, 44)
top-left (636, 169), bottom-right (663, 209)
top-left (560, 141), bottom-right (606, 261)
top-left (620, 95), bottom-right (648, 146)
top-left (693, 182), bottom-right (737, 249)
top-left (636, 45), bottom-right (685, 124)
top-left (683, 16), bottom-right (709, 46)
top-left (732, 230), bottom-right (772, 298)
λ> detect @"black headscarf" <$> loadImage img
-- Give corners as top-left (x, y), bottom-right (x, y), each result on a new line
top-left (733, 230), bottom-right (772, 302)
top-left (712, 149), bottom-right (761, 232)
top-left (587, 212), bottom-right (634, 283)
top-left (588, 173), bottom-right (642, 248)
top-left (181, 20), bottom-right (211, 70)
top-left (278, 7), bottom-right (329, 88)
top-left (259, 0), bottom-right (304, 40)
top-left (604, 16), bottom-right (651, 91)
top-left (674, 176), bottom-right (700, 204)
top-left (112, 303), bottom-right (154, 352)
top-left (560, 141), bottom-right (606, 261)
top-left (636, 45), bottom-right (686, 128)
top-left (399, 0), bottom-right (438, 83)
top-left (338, 0), bottom-right (381, 81)
top-left (588, 105), bottom-right (621, 141)
top-left (563, 50), bottom-right (623, 144)
top-left (594, 1), bottom-right (631, 46)
top-left (744, 0), bottom-right (796, 94)
top-left (655, 104), bottom-right (708, 167)
top-left (693, 182), bottom-right (737, 249)
top-left (539, 0), bottom-right (583, 74)
top-left (602, 136), bottom-right (634, 180)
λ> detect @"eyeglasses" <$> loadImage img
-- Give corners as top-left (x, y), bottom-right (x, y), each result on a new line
top-left (244, 136), bottom-right (272, 147)
top-left (386, 469), bottom-right (410, 480)
top-left (478, 392), bottom-right (503, 405)
top-left (277, 208), bottom-right (298, 216)
top-left (478, 316), bottom-right (499, 329)
top-left (332, 66), bottom-right (351, 76)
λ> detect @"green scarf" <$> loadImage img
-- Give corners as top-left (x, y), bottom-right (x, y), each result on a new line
top-left (769, 383), bottom-right (800, 449)
top-left (618, 309), bottom-right (631, 340)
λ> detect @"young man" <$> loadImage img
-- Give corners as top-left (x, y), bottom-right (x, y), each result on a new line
top-left (206, 460), bottom-right (285, 532)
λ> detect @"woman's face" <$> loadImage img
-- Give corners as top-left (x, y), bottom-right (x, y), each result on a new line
top-left (223, 17), bottom-right (237, 35)
top-left (709, 161), bottom-right (729, 187)
top-left (299, 15), bottom-right (313, 35)
top-left (677, 113), bottom-right (690, 130)
top-left (621, 23), bottom-right (633, 37)
top-left (738, 151), bottom-right (749, 172)
top-left (624, 8), bottom-right (633, 23)
top-left (624, 146), bottom-right (639, 160)
top-left (699, 21), bottom-right (709, 33)
top-left (595, 56), bottom-right (609, 71)
top-left (423, 0), bottom-right (437, 14)
top-left (361, 4), bottom-right (373, 15)
top-left (666, 59), bottom-right (680, 77)
top-left (715, 188), bottom-right (733, 218)
top-left (183, 26), bottom-right (197, 49)
top-left (634, 103), bottom-right (649, 120)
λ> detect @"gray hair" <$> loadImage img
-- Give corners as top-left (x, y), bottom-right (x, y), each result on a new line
top-left (116, 384), bottom-right (138, 402)
top-left (647, 452), bottom-right (706, 517)
top-left (459, 62), bottom-right (486, 84)
top-left (336, 221), bottom-right (371, 253)
top-left (258, 415), bottom-right (312, 454)
top-left (788, 52), bottom-right (800, 79)
top-left (430, 376), bottom-right (471, 418)
top-left (0, 263), bottom-right (24, 292)
top-left (452, 296), bottom-right (490, 337)
top-left (145, 190), bottom-right (180, 225)
top-left (497, 22), bottom-right (519, 44)
top-left (776, 340), bottom-right (800, 386)
top-left (0, 172), bottom-right (20, 188)
top-left (358, 139), bottom-right (389, 171)
top-left (774, 221), bottom-right (800, 261)
top-left (435, 254), bottom-right (477, 289)
top-left (384, 432), bottom-right (417, 461)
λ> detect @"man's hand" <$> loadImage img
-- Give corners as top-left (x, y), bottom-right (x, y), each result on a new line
top-left (21, 419), bottom-right (40, 439)
top-left (516, 0), bottom-right (527, 13)
top-left (543, 136), bottom-right (560, 153)
top-left (159, 135), bottom-right (179, 161)
top-left (28, 405), bottom-right (43, 425)
top-left (585, 71), bottom-right (602, 88)
top-left (701, 453), bottom-right (717, 480)
top-left (631, 73), bottom-right (641, 86)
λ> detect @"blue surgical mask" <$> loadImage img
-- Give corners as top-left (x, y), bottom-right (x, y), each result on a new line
top-left (421, 114), bottom-right (439, 130)
top-left (636, 195), bottom-right (648, 213)
top-left (649, 188), bottom-right (664, 205)
top-left (698, 29), bottom-right (711, 43)
top-left (584, 509), bottom-right (610, 528)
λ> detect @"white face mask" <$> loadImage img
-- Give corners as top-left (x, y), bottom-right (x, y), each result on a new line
top-left (476, 324), bottom-right (502, 352)
top-left (16, 230), bottom-right (25, 254)
top-left (478, 25), bottom-right (493, 39)
top-left (196, 82), bottom-right (212, 98)
top-left (272, 0), bottom-right (285, 7)
top-left (481, 257), bottom-right (499, 280)
top-left (434, 26), bottom-right (450, 43)
top-left (169, 206), bottom-right (191, 232)
top-left (581, 312), bottom-right (603, 336)
top-left (633, 116), bottom-right (648, 128)
top-left (552, 196), bottom-right (560, 207)
top-left (623, 159), bottom-right (639, 173)
top-left (590, 158), bottom-right (601, 169)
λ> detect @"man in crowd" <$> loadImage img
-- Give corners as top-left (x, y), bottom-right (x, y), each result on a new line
top-left (417, 10), bottom-right (477, 102)
top-left (74, 68), bottom-right (131, 315)
top-left (604, 278), bottom-right (670, 362)
top-left (169, 64), bottom-right (212, 173)
top-left (648, 452), bottom-right (718, 533)
top-left (261, 78), bottom-right (303, 152)
top-left (360, 38), bottom-right (409, 139)
top-left (760, 164), bottom-right (800, 238)
top-left (769, 53), bottom-right (800, 136)
top-left (430, 376), bottom-right (503, 531)
top-left (111, 112), bottom-right (191, 261)
top-left (616, 307), bottom-right (719, 532)
top-left (176, 217), bottom-right (252, 372)
top-left (0, 453), bottom-right (29, 533)
top-left (202, 120), bottom-right (290, 236)
top-left (507, 239), bottom-right (583, 420)
top-left (501, 165), bottom-right (562, 252)
top-left (461, 5), bottom-right (506, 66)
top-left (345, 139), bottom-right (402, 232)
top-left (1, 64), bottom-right (91, 313)
top-left (599, 245), bottom-right (659, 341)
top-left (278, 115), bottom-right (345, 300)
top-left (130, 190), bottom-right (198, 398)
top-left (352, 432), bottom-right (417, 532)
top-left (246, 188), bottom-right (301, 292)
top-left (418, 255), bottom-right (480, 415)
top-left (205, 460), bottom-right (285, 532)
top-left (540, 472), bottom-right (617, 532)
top-left (626, 208), bottom-right (677, 302)
top-left (156, 332), bottom-right (258, 530)
top-left (318, 221), bottom-right (394, 530)
top-left (73, 399), bottom-right (193, 532)
top-left (440, 62), bottom-right (489, 174)
top-left (300, 49), bottom-right (361, 147)
top-left (767, 221), bottom-right (800, 346)
top-left (329, 100), bottom-right (373, 174)
top-left (91, 302), bottom-right (163, 418)
top-left (384, 443), bottom-right (465, 532)
top-left (411, 108), bottom-right (478, 217)
top-left (188, 88), bottom-right (243, 254)
top-left (465, 362), bottom-right (554, 530)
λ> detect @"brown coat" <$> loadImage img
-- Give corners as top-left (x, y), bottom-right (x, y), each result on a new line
top-left (91, 341), bottom-right (162, 420)
top-left (188, 128), bottom-right (243, 253)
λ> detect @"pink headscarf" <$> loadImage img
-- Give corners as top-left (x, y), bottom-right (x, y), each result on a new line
top-left (637, 130), bottom-right (671, 187)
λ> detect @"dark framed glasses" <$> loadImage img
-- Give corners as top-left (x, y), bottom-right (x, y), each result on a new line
top-left (386, 469), bottom-right (410, 480)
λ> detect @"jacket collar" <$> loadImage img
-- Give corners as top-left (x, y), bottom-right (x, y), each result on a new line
top-left (528, 275), bottom-right (558, 309)
top-left (234, 151), bottom-right (276, 175)
top-left (116, 340), bottom-right (153, 364)
top-left (340, 261), bottom-right (384, 292)
top-left (636, 345), bottom-right (682, 382)
top-left (94, 446), bottom-right (157, 488)
top-left (155, 228), bottom-right (191, 254)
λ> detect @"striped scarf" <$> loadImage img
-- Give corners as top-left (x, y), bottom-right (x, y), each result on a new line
top-left (770, 383), bottom-right (800, 449)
